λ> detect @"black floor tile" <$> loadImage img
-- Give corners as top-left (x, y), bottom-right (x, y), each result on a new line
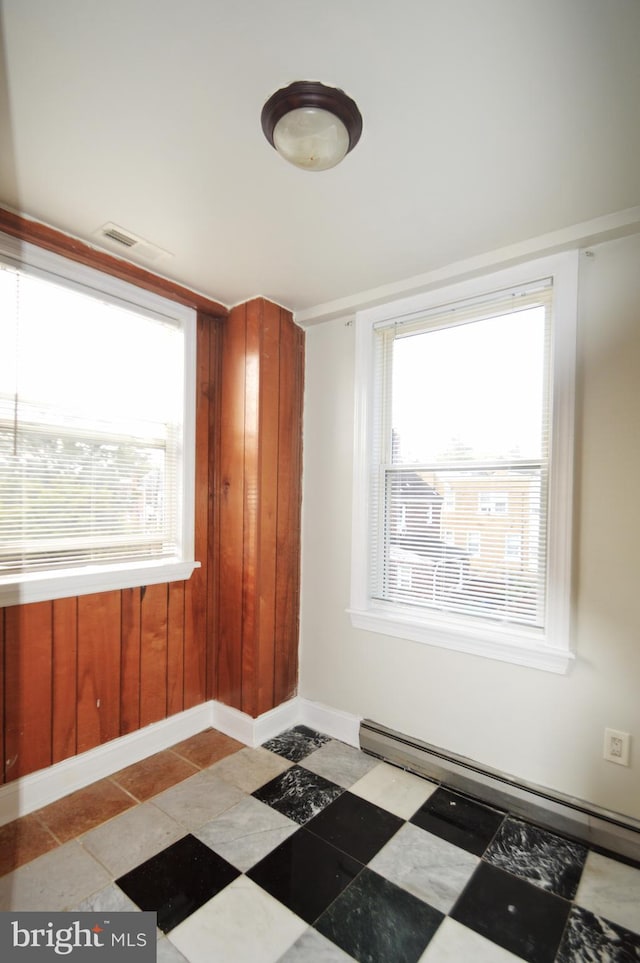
top-left (252, 764), bottom-right (343, 825)
top-left (555, 904), bottom-right (640, 962)
top-left (247, 827), bottom-right (362, 924)
top-left (262, 725), bottom-right (331, 762)
top-left (307, 791), bottom-right (404, 864)
top-left (451, 859), bottom-right (571, 963)
top-left (115, 834), bottom-right (240, 933)
top-left (315, 867), bottom-right (444, 963)
top-left (484, 815), bottom-right (588, 899)
top-left (410, 786), bottom-right (505, 856)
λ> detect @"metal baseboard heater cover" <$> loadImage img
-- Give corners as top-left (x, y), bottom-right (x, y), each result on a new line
top-left (360, 719), bottom-right (640, 864)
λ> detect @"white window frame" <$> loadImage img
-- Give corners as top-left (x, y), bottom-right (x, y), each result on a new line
top-left (0, 233), bottom-right (199, 606)
top-left (349, 252), bottom-right (579, 673)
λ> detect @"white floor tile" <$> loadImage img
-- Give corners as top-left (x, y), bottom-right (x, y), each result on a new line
top-left (168, 876), bottom-right (306, 963)
top-left (0, 840), bottom-right (110, 911)
top-left (369, 822), bottom-right (479, 913)
top-left (81, 801), bottom-right (185, 877)
top-left (574, 849), bottom-right (640, 935)
top-left (349, 761), bottom-right (437, 819)
top-left (419, 917), bottom-right (523, 961)
top-left (157, 936), bottom-right (190, 963)
top-left (209, 747), bottom-right (293, 793)
top-left (194, 795), bottom-right (297, 871)
top-left (74, 882), bottom-right (140, 913)
top-left (278, 926), bottom-right (355, 960)
top-left (151, 769), bottom-right (245, 830)
top-left (299, 741), bottom-right (379, 788)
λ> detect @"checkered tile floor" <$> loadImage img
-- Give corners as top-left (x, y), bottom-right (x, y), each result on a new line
top-left (3, 726), bottom-right (640, 962)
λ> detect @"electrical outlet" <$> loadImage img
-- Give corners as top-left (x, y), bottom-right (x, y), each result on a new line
top-left (603, 728), bottom-right (631, 766)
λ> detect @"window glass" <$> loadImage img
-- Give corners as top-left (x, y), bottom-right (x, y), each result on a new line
top-left (0, 237), bottom-right (197, 604)
top-left (376, 298), bottom-right (549, 627)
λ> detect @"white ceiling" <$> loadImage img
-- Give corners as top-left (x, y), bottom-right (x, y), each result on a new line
top-left (1, 0), bottom-right (639, 317)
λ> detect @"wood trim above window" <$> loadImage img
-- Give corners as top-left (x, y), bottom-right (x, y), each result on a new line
top-left (0, 207), bottom-right (228, 319)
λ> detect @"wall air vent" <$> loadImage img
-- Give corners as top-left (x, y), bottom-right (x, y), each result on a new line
top-left (102, 226), bottom-right (137, 248)
top-left (94, 223), bottom-right (172, 263)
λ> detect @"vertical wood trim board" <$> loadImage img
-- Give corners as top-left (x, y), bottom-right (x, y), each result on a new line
top-left (52, 596), bottom-right (78, 763)
top-left (4, 602), bottom-right (53, 779)
top-left (0, 609), bottom-right (4, 780)
top-left (120, 587), bottom-right (142, 736)
top-left (76, 592), bottom-right (122, 754)
top-left (140, 583), bottom-right (169, 728)
top-left (183, 312), bottom-right (212, 709)
top-left (216, 300), bottom-right (303, 719)
top-left (217, 302), bottom-right (247, 709)
top-left (207, 318), bottom-right (223, 704)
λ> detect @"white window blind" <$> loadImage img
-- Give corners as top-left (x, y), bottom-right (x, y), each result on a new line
top-left (0, 238), bottom-right (197, 602)
top-left (370, 284), bottom-right (552, 628)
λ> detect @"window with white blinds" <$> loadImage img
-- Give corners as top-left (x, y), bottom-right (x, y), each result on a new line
top-left (374, 285), bottom-right (551, 626)
top-left (0, 234), bottom-right (198, 605)
top-left (350, 253), bottom-right (579, 673)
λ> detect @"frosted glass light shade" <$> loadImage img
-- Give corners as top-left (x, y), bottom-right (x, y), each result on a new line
top-left (261, 81), bottom-right (362, 172)
top-left (273, 107), bottom-right (350, 171)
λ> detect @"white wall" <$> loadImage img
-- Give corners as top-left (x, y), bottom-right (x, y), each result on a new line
top-left (299, 232), bottom-right (640, 821)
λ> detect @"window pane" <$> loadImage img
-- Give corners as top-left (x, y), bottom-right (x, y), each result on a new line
top-left (1, 268), bottom-right (183, 424)
top-left (0, 263), bottom-right (186, 579)
top-left (391, 307), bottom-right (547, 465)
top-left (379, 467), bottom-right (546, 626)
top-left (374, 301), bottom-right (550, 627)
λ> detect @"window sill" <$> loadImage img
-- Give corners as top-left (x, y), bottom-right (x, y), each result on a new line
top-left (348, 605), bottom-right (573, 674)
top-left (0, 559), bottom-right (201, 607)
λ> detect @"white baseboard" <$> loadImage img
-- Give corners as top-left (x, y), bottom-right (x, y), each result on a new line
top-left (0, 697), bottom-right (361, 826)
top-left (210, 698), bottom-right (301, 748)
top-left (298, 698), bottom-right (360, 747)
top-left (0, 702), bottom-right (212, 828)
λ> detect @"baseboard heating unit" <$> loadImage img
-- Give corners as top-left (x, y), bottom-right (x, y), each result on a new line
top-left (360, 719), bottom-right (640, 864)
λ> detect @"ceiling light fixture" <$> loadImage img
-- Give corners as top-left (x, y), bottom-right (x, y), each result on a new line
top-left (261, 81), bottom-right (363, 172)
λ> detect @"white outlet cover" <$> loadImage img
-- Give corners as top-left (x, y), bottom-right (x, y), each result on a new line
top-left (604, 727), bottom-right (631, 766)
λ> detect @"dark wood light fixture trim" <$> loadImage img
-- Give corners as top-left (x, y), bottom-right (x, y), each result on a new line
top-left (261, 81), bottom-right (363, 153)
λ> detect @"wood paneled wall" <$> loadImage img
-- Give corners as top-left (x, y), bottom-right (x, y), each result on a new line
top-left (0, 212), bottom-right (305, 786)
top-left (215, 299), bottom-right (304, 718)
